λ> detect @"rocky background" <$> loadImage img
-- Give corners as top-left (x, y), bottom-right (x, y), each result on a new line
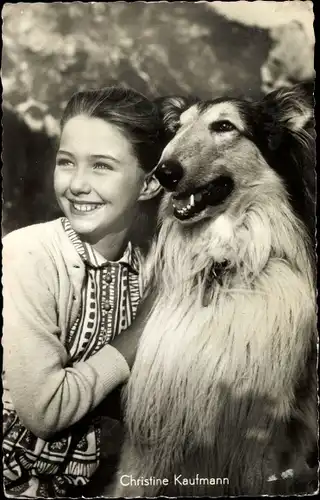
top-left (2, 1), bottom-right (315, 235)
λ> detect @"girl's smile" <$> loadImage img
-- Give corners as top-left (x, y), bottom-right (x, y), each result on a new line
top-left (68, 200), bottom-right (106, 214)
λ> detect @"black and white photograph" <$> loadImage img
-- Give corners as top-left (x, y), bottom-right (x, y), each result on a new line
top-left (2, 1), bottom-right (317, 498)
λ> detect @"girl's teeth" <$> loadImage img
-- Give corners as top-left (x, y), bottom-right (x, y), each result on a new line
top-left (73, 203), bottom-right (102, 212)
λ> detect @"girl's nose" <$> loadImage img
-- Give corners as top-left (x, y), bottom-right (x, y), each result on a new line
top-left (69, 169), bottom-right (91, 195)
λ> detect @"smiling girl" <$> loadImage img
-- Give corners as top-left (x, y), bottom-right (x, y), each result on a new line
top-left (2, 87), bottom-right (165, 497)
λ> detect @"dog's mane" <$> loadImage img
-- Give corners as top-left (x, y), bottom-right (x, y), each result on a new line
top-left (115, 84), bottom-right (317, 496)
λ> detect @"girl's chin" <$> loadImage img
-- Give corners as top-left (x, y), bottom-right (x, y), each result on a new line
top-left (67, 213), bottom-right (125, 241)
top-left (63, 204), bottom-right (136, 239)
top-left (67, 209), bottom-right (108, 233)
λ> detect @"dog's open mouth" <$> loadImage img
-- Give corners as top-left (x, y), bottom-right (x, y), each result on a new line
top-left (172, 175), bottom-right (234, 220)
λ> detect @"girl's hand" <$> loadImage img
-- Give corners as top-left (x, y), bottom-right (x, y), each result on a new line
top-left (110, 288), bottom-right (156, 369)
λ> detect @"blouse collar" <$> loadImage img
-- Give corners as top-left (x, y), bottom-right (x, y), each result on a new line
top-left (61, 217), bottom-right (140, 274)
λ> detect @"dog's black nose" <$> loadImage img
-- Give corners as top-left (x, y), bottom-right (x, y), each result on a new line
top-left (153, 160), bottom-right (184, 191)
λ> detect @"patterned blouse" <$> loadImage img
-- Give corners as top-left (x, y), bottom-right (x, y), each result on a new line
top-left (63, 218), bottom-right (142, 359)
top-left (3, 218), bottom-right (143, 498)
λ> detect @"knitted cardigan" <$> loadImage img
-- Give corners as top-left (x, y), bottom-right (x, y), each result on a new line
top-left (2, 218), bottom-right (130, 440)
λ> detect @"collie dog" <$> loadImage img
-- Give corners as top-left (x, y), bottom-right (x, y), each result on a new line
top-left (107, 84), bottom-right (317, 496)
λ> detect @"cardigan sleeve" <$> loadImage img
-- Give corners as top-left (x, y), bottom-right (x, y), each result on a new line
top-left (2, 232), bottom-right (130, 440)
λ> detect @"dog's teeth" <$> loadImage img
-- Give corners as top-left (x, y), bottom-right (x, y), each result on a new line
top-left (189, 194), bottom-right (195, 207)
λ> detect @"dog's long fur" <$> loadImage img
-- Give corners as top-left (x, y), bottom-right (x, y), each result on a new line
top-left (107, 84), bottom-right (317, 496)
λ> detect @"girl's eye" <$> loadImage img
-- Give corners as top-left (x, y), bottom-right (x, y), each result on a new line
top-left (93, 162), bottom-right (113, 171)
top-left (209, 120), bottom-right (237, 133)
top-left (56, 158), bottom-right (75, 168)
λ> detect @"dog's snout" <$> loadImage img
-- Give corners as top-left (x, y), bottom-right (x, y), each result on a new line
top-left (154, 160), bottom-right (184, 191)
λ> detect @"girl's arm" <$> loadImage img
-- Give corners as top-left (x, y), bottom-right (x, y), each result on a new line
top-left (3, 235), bottom-right (130, 440)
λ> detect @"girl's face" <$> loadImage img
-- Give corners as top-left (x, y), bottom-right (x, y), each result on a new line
top-left (54, 115), bottom-right (147, 243)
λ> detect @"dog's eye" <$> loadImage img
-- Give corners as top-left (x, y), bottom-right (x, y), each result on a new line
top-left (210, 120), bottom-right (237, 133)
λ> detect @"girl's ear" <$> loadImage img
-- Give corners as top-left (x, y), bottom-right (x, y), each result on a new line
top-left (138, 174), bottom-right (163, 201)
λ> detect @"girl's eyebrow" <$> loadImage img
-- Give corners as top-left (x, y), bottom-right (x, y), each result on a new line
top-left (90, 154), bottom-right (120, 164)
top-left (57, 150), bottom-right (120, 164)
top-left (57, 149), bottom-right (73, 156)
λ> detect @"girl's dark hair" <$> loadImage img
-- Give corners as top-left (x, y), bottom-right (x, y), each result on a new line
top-left (60, 86), bottom-right (166, 173)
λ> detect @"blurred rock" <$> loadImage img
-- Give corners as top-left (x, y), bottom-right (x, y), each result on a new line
top-left (209, 1), bottom-right (314, 34)
top-left (2, 2), bottom-right (271, 119)
top-left (2, 105), bottom-right (62, 235)
top-left (1, 2), bottom-right (314, 233)
top-left (16, 98), bottom-right (60, 136)
top-left (260, 20), bottom-right (315, 94)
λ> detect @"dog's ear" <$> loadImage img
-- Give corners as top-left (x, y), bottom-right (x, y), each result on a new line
top-left (154, 95), bottom-right (198, 136)
top-left (256, 82), bottom-right (314, 155)
top-left (261, 82), bottom-right (314, 137)
top-left (258, 83), bottom-right (316, 234)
